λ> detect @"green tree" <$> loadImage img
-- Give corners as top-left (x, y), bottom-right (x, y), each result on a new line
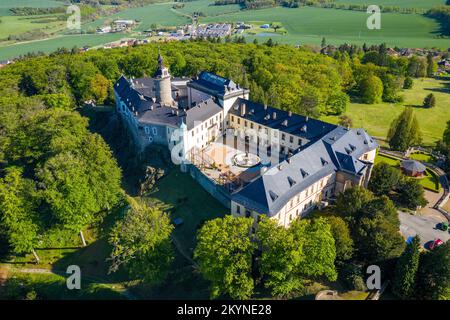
top-left (108, 198), bottom-right (174, 284)
top-left (423, 93), bottom-right (436, 108)
top-left (403, 76), bottom-right (413, 89)
top-left (443, 120), bottom-right (450, 145)
top-left (294, 218), bottom-right (337, 281)
top-left (388, 108), bottom-right (422, 151)
top-left (392, 236), bottom-right (421, 299)
top-left (0, 167), bottom-right (40, 262)
top-left (426, 53), bottom-right (437, 77)
top-left (194, 216), bottom-right (256, 299)
top-left (324, 215), bottom-right (354, 264)
top-left (359, 74), bottom-right (383, 104)
top-left (353, 213), bottom-right (405, 262)
top-left (368, 162), bottom-right (402, 196)
top-left (397, 178), bottom-right (427, 209)
top-left (257, 217), bottom-right (304, 297)
top-left (335, 186), bottom-right (373, 219)
top-left (416, 241), bottom-right (450, 300)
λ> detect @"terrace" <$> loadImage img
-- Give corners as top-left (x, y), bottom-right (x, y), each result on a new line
top-left (188, 134), bottom-right (275, 193)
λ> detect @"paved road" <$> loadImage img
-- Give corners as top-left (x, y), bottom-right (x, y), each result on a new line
top-left (399, 211), bottom-right (450, 248)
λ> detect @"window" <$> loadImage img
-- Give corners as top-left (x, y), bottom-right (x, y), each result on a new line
top-left (245, 210), bottom-right (251, 218)
top-left (192, 131), bottom-right (194, 137)
top-left (236, 205), bottom-right (240, 214)
top-left (250, 123), bottom-right (254, 129)
top-left (298, 139), bottom-right (302, 146)
top-left (282, 134), bottom-right (286, 141)
top-left (144, 126), bottom-right (150, 134)
top-left (237, 118), bottom-right (240, 125)
top-left (244, 121), bottom-right (247, 127)
top-left (152, 127), bottom-right (157, 135)
top-left (290, 136), bottom-right (294, 143)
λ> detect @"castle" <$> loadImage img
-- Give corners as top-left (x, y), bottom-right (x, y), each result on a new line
top-left (114, 52), bottom-right (378, 227)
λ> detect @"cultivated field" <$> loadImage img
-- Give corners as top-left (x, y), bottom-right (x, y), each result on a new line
top-left (0, 0), bottom-right (62, 16)
top-left (81, 2), bottom-right (189, 32)
top-left (0, 34), bottom-right (125, 60)
top-left (1, 1), bottom-right (450, 59)
top-left (333, 0), bottom-right (446, 9)
top-left (321, 78), bottom-right (450, 146)
top-left (201, 6), bottom-right (450, 48)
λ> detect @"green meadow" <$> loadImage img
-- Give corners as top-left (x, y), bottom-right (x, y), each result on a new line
top-left (0, 34), bottom-right (126, 60)
top-left (333, 0), bottom-right (446, 9)
top-left (201, 6), bottom-right (450, 48)
top-left (0, 15), bottom-right (65, 40)
top-left (81, 2), bottom-right (189, 32)
top-left (321, 78), bottom-right (450, 146)
top-left (0, 0), bottom-right (63, 16)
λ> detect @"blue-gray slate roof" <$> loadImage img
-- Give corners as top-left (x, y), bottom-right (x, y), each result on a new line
top-left (232, 125), bottom-right (378, 216)
top-left (114, 75), bottom-right (222, 130)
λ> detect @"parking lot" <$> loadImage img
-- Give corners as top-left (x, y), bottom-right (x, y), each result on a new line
top-left (399, 211), bottom-right (450, 248)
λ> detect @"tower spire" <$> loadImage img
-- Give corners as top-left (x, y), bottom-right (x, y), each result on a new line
top-left (157, 47), bottom-right (164, 68)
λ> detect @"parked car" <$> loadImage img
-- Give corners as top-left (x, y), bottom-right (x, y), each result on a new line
top-left (429, 238), bottom-right (444, 250)
top-left (439, 221), bottom-right (449, 231)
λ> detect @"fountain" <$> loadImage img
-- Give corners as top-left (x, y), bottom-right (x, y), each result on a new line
top-left (232, 152), bottom-right (261, 168)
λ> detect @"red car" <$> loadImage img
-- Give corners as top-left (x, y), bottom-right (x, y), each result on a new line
top-left (429, 238), bottom-right (444, 250)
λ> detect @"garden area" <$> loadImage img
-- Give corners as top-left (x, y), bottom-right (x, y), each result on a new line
top-left (375, 153), bottom-right (441, 193)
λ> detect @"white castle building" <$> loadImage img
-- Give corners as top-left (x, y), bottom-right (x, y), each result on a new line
top-left (114, 52), bottom-right (378, 227)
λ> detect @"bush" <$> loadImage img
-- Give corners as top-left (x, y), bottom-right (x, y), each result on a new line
top-left (403, 77), bottom-right (413, 89)
top-left (423, 93), bottom-right (436, 108)
top-left (341, 263), bottom-right (366, 292)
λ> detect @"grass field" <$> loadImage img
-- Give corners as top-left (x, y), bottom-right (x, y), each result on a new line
top-left (176, 0), bottom-right (241, 17)
top-left (0, 0), bottom-right (63, 16)
top-left (375, 154), bottom-right (440, 192)
top-left (0, 33), bottom-right (127, 60)
top-left (334, 0), bottom-right (446, 9)
top-left (201, 6), bottom-right (450, 48)
top-left (0, 15), bottom-right (66, 40)
top-left (149, 167), bottom-right (228, 255)
top-left (321, 78), bottom-right (450, 146)
top-left (81, 2), bottom-right (189, 32)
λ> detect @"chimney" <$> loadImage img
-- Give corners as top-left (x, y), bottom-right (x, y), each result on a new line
top-left (272, 112), bottom-right (277, 120)
top-left (288, 111), bottom-right (292, 117)
top-left (240, 103), bottom-right (246, 117)
top-left (305, 116), bottom-right (309, 122)
top-left (264, 104), bottom-right (268, 110)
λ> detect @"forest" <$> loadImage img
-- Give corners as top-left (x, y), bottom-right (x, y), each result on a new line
top-left (0, 40), bottom-right (448, 299)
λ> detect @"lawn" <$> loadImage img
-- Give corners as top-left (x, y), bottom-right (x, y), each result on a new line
top-left (375, 153), bottom-right (441, 192)
top-left (334, 0), bottom-right (446, 9)
top-left (81, 2), bottom-right (189, 32)
top-left (0, 15), bottom-right (66, 40)
top-left (149, 166), bottom-right (228, 255)
top-left (175, 0), bottom-right (242, 17)
top-left (0, 0), bottom-right (63, 16)
top-left (202, 6), bottom-right (450, 48)
top-left (374, 153), bottom-right (400, 166)
top-left (0, 270), bottom-right (127, 300)
top-left (0, 33), bottom-right (126, 60)
top-left (409, 152), bottom-right (434, 163)
top-left (322, 78), bottom-right (450, 146)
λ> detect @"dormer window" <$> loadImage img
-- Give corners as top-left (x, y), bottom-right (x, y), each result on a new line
top-left (287, 176), bottom-right (296, 187)
top-left (269, 190), bottom-right (278, 202)
top-left (300, 168), bottom-right (309, 178)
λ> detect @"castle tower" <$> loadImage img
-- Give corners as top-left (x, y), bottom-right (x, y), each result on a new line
top-left (153, 50), bottom-right (173, 106)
